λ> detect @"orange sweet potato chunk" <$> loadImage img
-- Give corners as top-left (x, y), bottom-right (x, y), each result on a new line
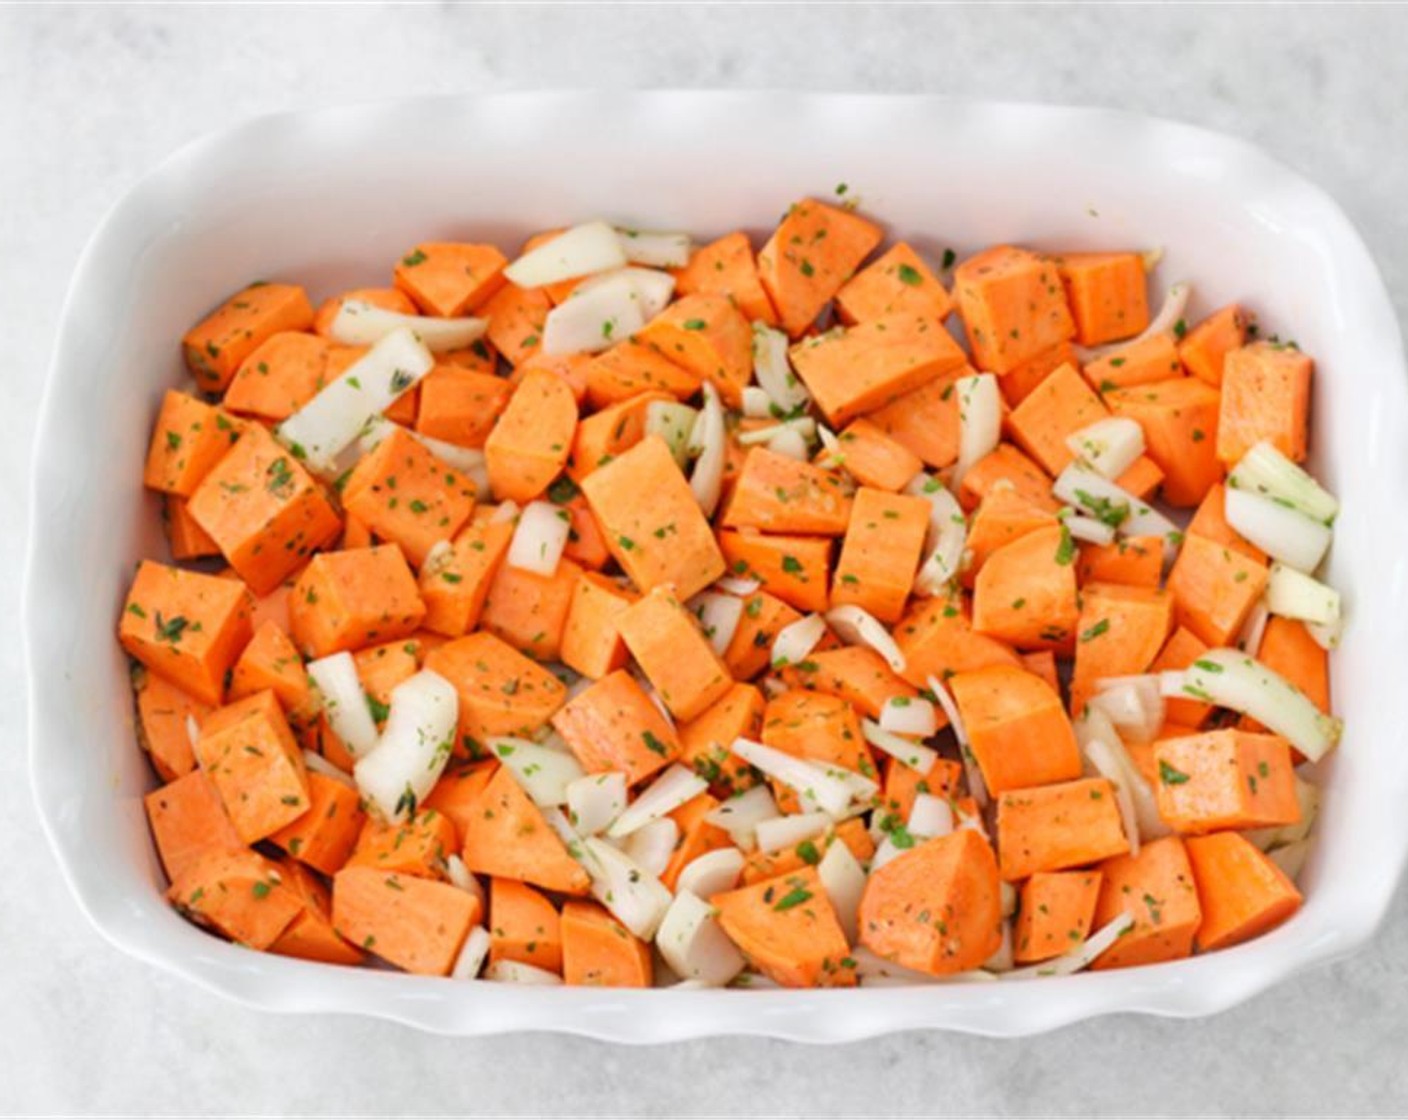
top-left (183, 283), bottom-right (314, 392)
top-left (143, 390), bottom-right (241, 497)
top-left (393, 241), bottom-right (508, 317)
top-left (953, 246), bottom-right (1075, 374)
top-left (757, 198), bottom-right (883, 337)
top-left (288, 544), bottom-right (426, 659)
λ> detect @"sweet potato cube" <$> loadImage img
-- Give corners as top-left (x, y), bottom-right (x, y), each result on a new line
top-left (224, 332), bottom-right (334, 422)
top-left (673, 231), bottom-right (777, 326)
top-left (484, 368), bottom-right (578, 503)
top-left (269, 771), bottom-right (366, 876)
top-left (996, 777), bottom-right (1130, 880)
top-left (757, 197), bottom-right (883, 338)
top-left (1186, 482), bottom-right (1266, 563)
top-left (134, 667), bottom-right (212, 781)
top-left (164, 495), bottom-right (222, 560)
top-left (1084, 332), bottom-right (1183, 393)
top-left (789, 313), bottom-right (967, 427)
top-left (568, 390), bottom-right (670, 481)
top-left (957, 443), bottom-right (1060, 514)
top-left (717, 530), bottom-right (830, 614)
top-left (170, 848), bottom-right (303, 950)
top-left (634, 293), bottom-right (753, 406)
top-left (1091, 835), bottom-right (1201, 970)
top-left (1105, 378), bottom-right (1223, 507)
top-left (713, 867), bottom-right (856, 988)
top-left (1076, 534), bottom-right (1164, 589)
top-left (971, 524), bottom-right (1079, 650)
top-left (187, 424), bottom-right (341, 594)
top-left (678, 682), bottom-right (765, 794)
top-left (1069, 582), bottom-right (1174, 716)
top-left (1248, 616), bottom-right (1330, 719)
top-left (348, 807), bottom-right (457, 878)
top-left (393, 241), bottom-right (507, 317)
top-left (460, 766), bottom-right (591, 895)
top-left (584, 340), bottom-right (700, 407)
top-left (418, 517), bottom-right (514, 638)
top-left (949, 664), bottom-right (1082, 796)
top-left (1217, 341), bottom-right (1313, 465)
top-left (424, 631), bottom-right (567, 752)
top-left (891, 594), bottom-right (1021, 688)
top-left (267, 858), bottom-right (366, 966)
top-left (559, 571), bottom-right (637, 681)
top-left (561, 900), bottom-right (653, 987)
top-left (119, 561), bottom-right (253, 706)
top-left (193, 690), bottom-right (311, 844)
top-left (314, 287), bottom-right (416, 336)
top-left (953, 246), bottom-right (1075, 374)
top-left (867, 369), bottom-right (965, 469)
top-left (762, 689), bottom-right (874, 813)
top-left (1186, 831), bottom-right (1302, 951)
top-left (423, 760), bottom-right (498, 844)
top-left (1006, 362), bottom-right (1110, 476)
top-left (824, 418), bottom-right (923, 492)
top-left (786, 646), bottom-right (918, 721)
top-left (580, 435), bottom-right (726, 600)
top-left (835, 242), bottom-right (953, 326)
top-left (1165, 532), bottom-right (1268, 647)
top-left (1013, 870), bottom-right (1103, 964)
top-left (1055, 252), bottom-right (1149, 347)
top-left (480, 281), bottom-right (552, 368)
top-left (144, 769), bottom-right (243, 882)
top-left (414, 366), bottom-right (513, 449)
top-left (722, 446), bottom-right (854, 536)
top-left (331, 866), bottom-right (479, 975)
top-left (288, 544), bottom-right (426, 659)
top-left (552, 669), bottom-right (681, 785)
top-left (143, 390), bottom-right (241, 496)
top-left (479, 555), bottom-right (581, 663)
top-left (183, 282), bottom-right (315, 392)
top-left (1153, 729), bottom-right (1301, 834)
top-left (858, 830), bottom-right (1003, 976)
top-left (228, 619), bottom-right (315, 724)
top-left (613, 585), bottom-right (733, 722)
top-left (829, 487), bottom-right (931, 623)
top-left (1179, 303), bottom-right (1249, 387)
top-left (489, 877), bottom-right (564, 975)
top-left (964, 486), bottom-right (1059, 586)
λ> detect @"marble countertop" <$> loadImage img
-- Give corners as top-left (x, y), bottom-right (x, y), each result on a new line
top-left (4, 5), bottom-right (1406, 1115)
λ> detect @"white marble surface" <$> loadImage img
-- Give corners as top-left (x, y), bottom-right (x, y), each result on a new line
top-left (4, 4), bottom-right (1407, 1115)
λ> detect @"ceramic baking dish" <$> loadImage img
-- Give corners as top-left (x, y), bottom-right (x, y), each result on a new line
top-left (25, 92), bottom-right (1408, 1040)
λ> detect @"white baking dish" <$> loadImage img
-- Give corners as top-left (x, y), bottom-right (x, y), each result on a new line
top-left (25, 92), bottom-right (1408, 1040)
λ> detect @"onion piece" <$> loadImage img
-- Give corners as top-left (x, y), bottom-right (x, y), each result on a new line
top-left (817, 840), bottom-right (867, 944)
top-left (622, 817), bottom-right (680, 879)
top-left (879, 696), bottom-right (939, 738)
top-left (751, 322), bottom-right (812, 415)
top-left (616, 227), bottom-right (692, 269)
top-left (484, 959), bottom-right (563, 985)
top-left (1059, 508), bottom-right (1117, 547)
top-left (503, 220), bottom-right (627, 287)
top-left (353, 670), bottom-right (459, 823)
top-left (825, 605), bottom-right (907, 673)
top-left (688, 382), bottom-right (726, 516)
top-left (1090, 675), bottom-right (1165, 744)
top-left (541, 274), bottom-right (646, 356)
top-left (984, 921), bottom-right (1015, 974)
top-left (1268, 838), bottom-right (1313, 882)
top-left (1266, 563), bottom-right (1342, 626)
top-left (275, 327), bottom-right (433, 471)
top-left (450, 926), bottom-right (493, 981)
top-left (490, 500), bottom-right (520, 524)
top-left (356, 415), bottom-right (489, 489)
top-left (645, 400), bottom-right (698, 467)
top-left (715, 575), bottom-right (761, 597)
top-left (909, 793), bottom-right (955, 840)
top-left (741, 386), bottom-right (775, 419)
top-left (301, 749), bottom-right (355, 789)
top-left (927, 673), bottom-right (988, 809)
top-left (689, 591), bottom-right (745, 657)
top-left (564, 771), bottom-right (628, 836)
top-left (736, 417), bottom-right (817, 447)
top-left (582, 836), bottom-right (673, 940)
top-left (1065, 417), bottom-right (1145, 480)
top-left (1305, 614), bottom-right (1344, 651)
top-left (767, 426), bottom-right (809, 461)
top-left (771, 612), bottom-right (827, 669)
top-left (489, 736), bottom-right (584, 807)
top-left (575, 265), bottom-right (675, 321)
top-left (1077, 281), bottom-right (1191, 363)
top-left (851, 946), bottom-right (946, 986)
top-left (677, 847), bottom-right (746, 899)
top-left (1002, 911), bottom-right (1136, 979)
top-left (861, 719), bottom-right (939, 773)
top-left (1054, 461), bottom-right (1181, 549)
top-left (1224, 488), bottom-right (1332, 572)
top-left (703, 785), bottom-right (780, 850)
top-left (306, 652), bottom-right (379, 759)
top-left (952, 373), bottom-right (1001, 489)
top-left (906, 474), bottom-right (968, 594)
top-left (655, 890), bottom-right (747, 987)
top-left (504, 500), bottom-right (571, 577)
top-left (1237, 596), bottom-right (1271, 656)
top-left (444, 854), bottom-right (485, 907)
top-left (729, 737), bottom-right (874, 819)
top-left (1179, 648), bottom-right (1342, 761)
top-left (1228, 440), bottom-right (1338, 525)
top-left (754, 811), bottom-right (831, 855)
top-left (607, 764), bottom-right (707, 839)
top-left (1078, 728), bottom-right (1143, 855)
top-left (328, 300), bottom-right (487, 352)
top-left (1245, 774), bottom-right (1320, 851)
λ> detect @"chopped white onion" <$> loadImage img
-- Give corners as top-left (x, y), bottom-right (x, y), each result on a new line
top-left (927, 673), bottom-right (987, 809)
top-left (910, 793), bottom-right (955, 840)
top-left (607, 764), bottom-right (707, 839)
top-left (275, 327), bottom-right (434, 471)
top-left (771, 612), bottom-right (828, 669)
top-left (984, 921), bottom-right (1015, 974)
top-left (1266, 563), bottom-right (1342, 626)
top-left (751, 322), bottom-right (812, 415)
top-left (616, 228), bottom-right (692, 269)
top-left (503, 221), bottom-right (627, 287)
top-left (1305, 614), bottom-right (1344, 651)
top-left (1075, 709), bottom-right (1169, 844)
top-left (1140, 247), bottom-right (1165, 271)
top-left (715, 575), bottom-right (761, 597)
top-left (906, 474), bottom-right (968, 595)
top-left (753, 811), bottom-right (831, 854)
top-left (576, 265), bottom-right (676, 321)
top-left (1079, 731), bottom-right (1142, 856)
top-left (851, 946), bottom-right (946, 986)
top-left (645, 400), bottom-right (698, 467)
top-left (1077, 281), bottom-right (1191, 363)
top-left (1237, 596), bottom-right (1271, 656)
top-left (542, 274), bottom-right (647, 356)
top-left (825, 605), bottom-right (907, 674)
top-left (817, 840), bottom-right (867, 945)
top-left (450, 926), bottom-right (493, 981)
top-left (505, 500), bottom-right (571, 577)
top-left (861, 719), bottom-right (938, 773)
top-left (677, 847), bottom-right (746, 900)
top-left (484, 959), bottom-right (563, 985)
top-left (690, 591), bottom-right (745, 657)
top-left (952, 373), bottom-right (1001, 490)
top-left (301, 749), bottom-right (356, 789)
top-left (1059, 508), bottom-right (1118, 547)
top-left (1066, 417), bottom-right (1146, 480)
top-left (703, 785), bottom-right (780, 850)
top-left (1000, 880), bottom-right (1018, 918)
top-left (728, 737), bottom-right (875, 819)
top-left (1090, 675), bottom-right (1165, 744)
top-left (1224, 488), bottom-right (1332, 572)
top-left (1001, 911), bottom-right (1135, 979)
top-left (444, 854), bottom-right (485, 907)
top-left (879, 696), bottom-right (939, 739)
top-left (565, 771), bottom-right (628, 836)
top-left (489, 736), bottom-right (584, 807)
top-left (353, 670), bottom-right (459, 823)
top-left (1268, 838), bottom-right (1313, 882)
top-left (489, 500), bottom-right (520, 525)
top-left (741, 386), bottom-right (776, 419)
top-left (655, 890), bottom-right (747, 987)
top-left (736, 417), bottom-right (817, 447)
top-left (688, 382), bottom-right (726, 517)
top-left (306, 652), bottom-right (379, 759)
top-left (328, 300), bottom-right (488, 352)
top-left (1054, 461), bottom-right (1180, 550)
top-left (622, 817), bottom-right (680, 879)
top-left (1179, 648), bottom-right (1342, 761)
top-left (1245, 774), bottom-right (1319, 851)
top-left (767, 426), bottom-right (809, 461)
top-left (582, 836), bottom-right (673, 940)
top-left (1228, 440), bottom-right (1338, 526)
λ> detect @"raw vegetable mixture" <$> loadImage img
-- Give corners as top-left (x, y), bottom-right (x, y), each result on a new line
top-left (118, 194), bottom-right (1341, 988)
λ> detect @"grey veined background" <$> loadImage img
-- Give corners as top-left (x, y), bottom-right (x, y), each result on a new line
top-left (2, 4), bottom-right (1405, 1116)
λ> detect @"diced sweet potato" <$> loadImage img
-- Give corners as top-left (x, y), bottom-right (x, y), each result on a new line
top-left (1091, 836), bottom-right (1201, 970)
top-left (460, 765), bottom-right (590, 895)
top-left (835, 242), bottom-right (953, 326)
top-left (1013, 870), bottom-right (1102, 964)
top-left (183, 283), bottom-right (314, 392)
top-left (288, 544), bottom-right (426, 659)
top-left (757, 198), bottom-right (883, 337)
top-left (1186, 831), bottom-right (1302, 951)
top-left (331, 866), bottom-right (479, 975)
top-left (1055, 252), bottom-right (1149, 347)
top-left (829, 488), bottom-right (931, 623)
top-left (949, 665), bottom-right (1082, 795)
top-left (1153, 730), bottom-right (1300, 834)
top-left (953, 246), bottom-right (1075, 374)
top-left (393, 241), bottom-right (507, 317)
top-left (713, 867), bottom-right (857, 987)
top-left (1217, 342), bottom-right (1313, 465)
top-left (996, 777), bottom-right (1129, 880)
top-left (424, 631), bottom-right (567, 753)
top-left (552, 669), bottom-right (681, 786)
